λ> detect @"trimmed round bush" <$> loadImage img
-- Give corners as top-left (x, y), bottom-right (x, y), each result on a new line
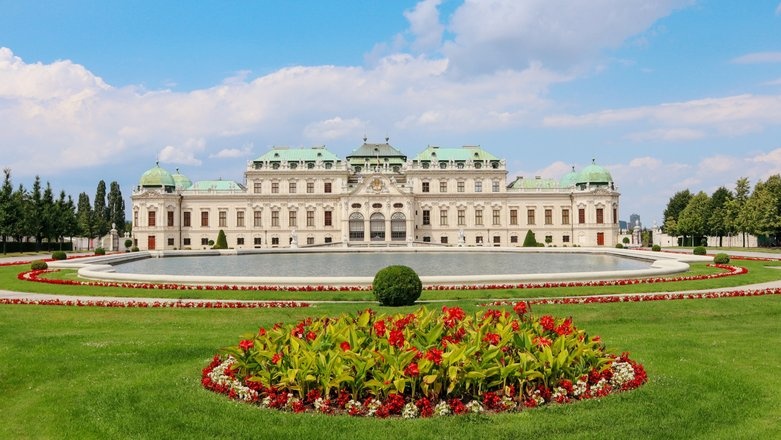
top-left (372, 265), bottom-right (422, 306)
top-left (131, 246), bottom-right (139, 252)
top-left (615, 243), bottom-right (624, 249)
top-left (713, 253), bottom-right (730, 264)
top-left (94, 247), bottom-right (106, 256)
top-left (30, 260), bottom-right (48, 270)
top-left (651, 244), bottom-right (661, 251)
top-left (124, 239), bottom-right (133, 250)
top-left (693, 246), bottom-right (706, 256)
top-left (51, 251), bottom-right (67, 260)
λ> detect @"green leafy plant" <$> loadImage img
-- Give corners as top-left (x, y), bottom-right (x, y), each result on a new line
top-left (213, 230), bottom-right (228, 249)
top-left (94, 247), bottom-right (106, 255)
top-left (693, 246), bottom-right (706, 256)
top-left (615, 243), bottom-right (624, 249)
top-left (651, 244), bottom-right (661, 251)
top-left (373, 265), bottom-right (422, 306)
top-left (208, 306), bottom-right (647, 417)
top-left (622, 237), bottom-right (630, 244)
top-left (713, 253), bottom-right (730, 264)
top-left (131, 246), bottom-right (139, 252)
top-left (51, 251), bottom-right (67, 261)
top-left (522, 230), bottom-right (538, 247)
top-left (30, 260), bottom-right (48, 270)
top-left (124, 239), bottom-right (133, 250)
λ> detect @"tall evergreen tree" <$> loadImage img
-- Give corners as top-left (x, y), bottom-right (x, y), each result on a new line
top-left (28, 176), bottom-right (44, 250)
top-left (93, 180), bottom-right (109, 239)
top-left (0, 168), bottom-right (14, 254)
top-left (12, 184), bottom-right (29, 244)
top-left (107, 181), bottom-right (126, 233)
top-left (42, 182), bottom-right (56, 246)
top-left (64, 195), bottom-right (79, 246)
top-left (77, 192), bottom-right (94, 249)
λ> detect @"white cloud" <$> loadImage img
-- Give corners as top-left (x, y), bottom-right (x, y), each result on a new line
top-left (442, 0), bottom-right (693, 75)
top-left (304, 117), bottom-right (366, 141)
top-left (731, 52), bottom-right (781, 64)
top-left (159, 145), bottom-right (202, 166)
top-left (626, 128), bottom-right (706, 142)
top-left (404, 0), bottom-right (444, 53)
top-left (209, 144), bottom-right (253, 159)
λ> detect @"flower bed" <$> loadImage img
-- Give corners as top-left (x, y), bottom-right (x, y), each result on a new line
top-left (0, 297), bottom-right (309, 309)
top-left (202, 306), bottom-right (647, 418)
top-left (18, 263), bottom-right (747, 292)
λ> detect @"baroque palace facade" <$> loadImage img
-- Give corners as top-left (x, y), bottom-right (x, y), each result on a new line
top-left (131, 141), bottom-right (620, 250)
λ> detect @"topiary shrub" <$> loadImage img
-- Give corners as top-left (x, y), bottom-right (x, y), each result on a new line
top-left (651, 244), bottom-right (661, 251)
top-left (615, 243), bottom-right (624, 249)
top-left (131, 246), bottom-right (139, 252)
top-left (713, 253), bottom-right (730, 264)
top-left (693, 246), bottom-right (706, 256)
top-left (622, 237), bottom-right (630, 244)
top-left (94, 247), bottom-right (106, 255)
top-left (372, 265), bottom-right (422, 306)
top-left (30, 260), bottom-right (48, 270)
top-left (522, 230), bottom-right (538, 247)
top-left (51, 251), bottom-right (67, 260)
top-left (124, 239), bottom-right (133, 250)
top-left (213, 230), bottom-right (228, 249)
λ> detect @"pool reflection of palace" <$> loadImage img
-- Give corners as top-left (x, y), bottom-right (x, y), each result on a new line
top-left (131, 140), bottom-right (619, 250)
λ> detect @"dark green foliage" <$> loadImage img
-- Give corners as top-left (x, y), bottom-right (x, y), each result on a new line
top-left (124, 239), bottom-right (133, 250)
top-left (615, 243), bottom-right (624, 249)
top-left (693, 246), bottom-right (706, 255)
top-left (131, 246), bottom-right (139, 252)
top-left (213, 230), bottom-right (228, 249)
top-left (94, 247), bottom-right (106, 256)
top-left (713, 253), bottom-right (730, 264)
top-left (652, 244), bottom-right (661, 251)
top-left (51, 251), bottom-right (67, 260)
top-left (522, 229), bottom-right (538, 247)
top-left (30, 260), bottom-right (48, 270)
top-left (372, 265), bottom-right (422, 306)
top-left (107, 181), bottom-right (126, 234)
top-left (622, 237), bottom-right (630, 244)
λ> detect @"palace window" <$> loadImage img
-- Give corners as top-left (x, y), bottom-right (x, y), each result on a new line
top-left (254, 181), bottom-right (262, 193)
top-left (440, 209), bottom-right (448, 226)
top-left (545, 209), bottom-right (553, 225)
top-left (254, 237), bottom-right (261, 246)
top-left (200, 211), bottom-right (209, 227)
top-left (422, 210), bottom-right (430, 225)
top-left (289, 210), bottom-right (297, 227)
top-left (201, 238), bottom-right (209, 246)
top-left (219, 211), bottom-right (227, 227)
top-left (563, 235), bottom-right (570, 243)
top-left (578, 208), bottom-right (586, 224)
top-left (439, 180), bottom-right (447, 192)
top-left (422, 181), bottom-right (430, 193)
top-left (475, 209), bottom-right (483, 225)
top-left (167, 211), bottom-right (174, 227)
top-left (457, 181), bottom-right (465, 193)
top-left (492, 181), bottom-right (500, 192)
top-left (271, 237), bottom-right (279, 246)
top-left (562, 209), bottom-right (570, 225)
top-left (441, 236), bottom-right (448, 244)
top-left (307, 210), bottom-right (314, 227)
top-left (237, 237), bottom-right (244, 246)
top-left (307, 182), bottom-right (314, 193)
top-left (510, 209), bottom-right (518, 225)
top-left (324, 182), bottom-right (332, 193)
top-left (458, 209), bottom-right (465, 226)
top-left (271, 210), bottom-right (279, 227)
top-left (324, 210), bottom-right (332, 227)
top-left (613, 208), bottom-right (618, 224)
top-left (307, 237), bottom-right (315, 245)
top-left (596, 208), bottom-right (604, 224)
top-left (492, 209), bottom-right (501, 225)
top-left (475, 181), bottom-right (482, 193)
top-left (148, 211), bottom-right (156, 227)
top-left (183, 238), bottom-right (191, 246)
top-left (254, 210), bottom-right (262, 227)
top-left (183, 211), bottom-right (191, 227)
top-left (510, 236), bottom-right (518, 244)
top-left (289, 182), bottom-right (296, 194)
top-left (527, 209), bottom-right (535, 225)
top-left (271, 182), bottom-right (279, 194)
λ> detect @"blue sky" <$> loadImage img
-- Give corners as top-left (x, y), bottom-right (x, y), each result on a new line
top-left (1, 0), bottom-right (781, 226)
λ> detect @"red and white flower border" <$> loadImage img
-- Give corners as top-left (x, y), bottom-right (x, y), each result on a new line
top-left (0, 297), bottom-right (309, 309)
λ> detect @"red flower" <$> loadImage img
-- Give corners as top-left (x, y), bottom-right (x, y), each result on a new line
top-left (425, 348), bottom-right (443, 365)
top-left (271, 352), bottom-right (283, 364)
top-left (388, 329), bottom-right (405, 348)
top-left (374, 320), bottom-right (387, 337)
top-left (483, 332), bottom-right (501, 345)
top-left (306, 330), bottom-right (317, 341)
top-left (511, 320), bottom-right (520, 332)
top-left (555, 317), bottom-right (574, 336)
top-left (539, 315), bottom-right (556, 331)
top-left (340, 341), bottom-right (351, 352)
top-left (441, 306), bottom-right (466, 328)
top-left (404, 362), bottom-right (420, 377)
top-left (513, 301), bottom-right (528, 316)
top-left (533, 336), bottom-right (552, 348)
top-left (238, 339), bottom-right (254, 351)
top-left (258, 327), bottom-right (266, 336)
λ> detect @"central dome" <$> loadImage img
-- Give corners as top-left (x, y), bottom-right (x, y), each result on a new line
top-left (139, 162), bottom-right (175, 188)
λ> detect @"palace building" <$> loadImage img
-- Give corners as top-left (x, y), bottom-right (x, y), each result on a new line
top-left (131, 140), bottom-right (620, 250)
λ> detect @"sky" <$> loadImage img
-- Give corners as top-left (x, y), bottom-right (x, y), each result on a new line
top-left (1, 0), bottom-right (781, 226)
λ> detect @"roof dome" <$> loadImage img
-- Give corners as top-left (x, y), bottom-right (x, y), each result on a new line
top-left (139, 162), bottom-right (175, 188)
top-left (560, 166), bottom-right (580, 188)
top-left (172, 168), bottom-right (192, 190)
top-left (576, 159), bottom-right (613, 185)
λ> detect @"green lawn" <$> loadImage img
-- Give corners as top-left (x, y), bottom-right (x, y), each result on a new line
top-left (1, 297), bottom-right (780, 439)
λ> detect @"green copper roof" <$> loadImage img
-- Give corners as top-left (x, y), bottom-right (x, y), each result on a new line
top-left (172, 169), bottom-right (193, 190)
top-left (413, 146), bottom-right (499, 162)
top-left (139, 163), bottom-right (175, 188)
top-left (187, 180), bottom-right (246, 191)
top-left (347, 142), bottom-right (406, 159)
top-left (508, 176), bottom-right (558, 190)
top-left (577, 160), bottom-right (613, 185)
top-left (559, 166), bottom-right (580, 188)
top-left (254, 146), bottom-right (340, 162)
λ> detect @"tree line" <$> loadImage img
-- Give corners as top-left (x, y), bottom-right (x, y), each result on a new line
top-left (0, 168), bottom-right (126, 253)
top-left (663, 175), bottom-right (781, 247)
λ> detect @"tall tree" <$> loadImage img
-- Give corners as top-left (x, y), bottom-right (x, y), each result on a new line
top-left (677, 191), bottom-right (710, 246)
top-left (77, 192), bottom-right (94, 250)
top-left (93, 180), bottom-right (110, 239)
top-left (708, 186), bottom-right (734, 247)
top-left (42, 182), bottom-right (56, 246)
top-left (27, 176), bottom-right (44, 250)
top-left (728, 177), bottom-right (751, 247)
top-left (663, 189), bottom-right (693, 241)
top-left (11, 184), bottom-right (29, 244)
top-left (744, 175), bottom-right (781, 245)
top-left (0, 168), bottom-right (14, 254)
top-left (107, 181), bottom-right (126, 233)
top-left (64, 195), bottom-right (79, 246)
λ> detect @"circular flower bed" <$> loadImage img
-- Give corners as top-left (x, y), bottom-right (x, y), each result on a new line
top-left (202, 306), bottom-right (647, 418)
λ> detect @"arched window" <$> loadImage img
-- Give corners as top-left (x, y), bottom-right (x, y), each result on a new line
top-left (391, 212), bottom-right (406, 241)
top-left (349, 212), bottom-right (364, 241)
top-left (370, 213), bottom-right (385, 241)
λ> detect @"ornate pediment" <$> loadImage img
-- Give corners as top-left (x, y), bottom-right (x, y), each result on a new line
top-left (349, 174), bottom-right (407, 196)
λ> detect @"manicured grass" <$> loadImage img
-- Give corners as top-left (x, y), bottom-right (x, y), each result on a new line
top-left (1, 297), bottom-right (779, 439)
top-left (5, 259), bottom-right (781, 302)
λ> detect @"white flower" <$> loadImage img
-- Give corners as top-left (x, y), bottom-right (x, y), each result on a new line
top-left (610, 361), bottom-right (636, 387)
top-left (465, 400), bottom-right (484, 414)
top-left (434, 401), bottom-right (451, 416)
top-left (365, 399), bottom-right (382, 417)
top-left (402, 402), bottom-right (419, 419)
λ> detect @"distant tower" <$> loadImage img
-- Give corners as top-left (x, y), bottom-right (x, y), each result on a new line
top-left (629, 213), bottom-right (641, 229)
